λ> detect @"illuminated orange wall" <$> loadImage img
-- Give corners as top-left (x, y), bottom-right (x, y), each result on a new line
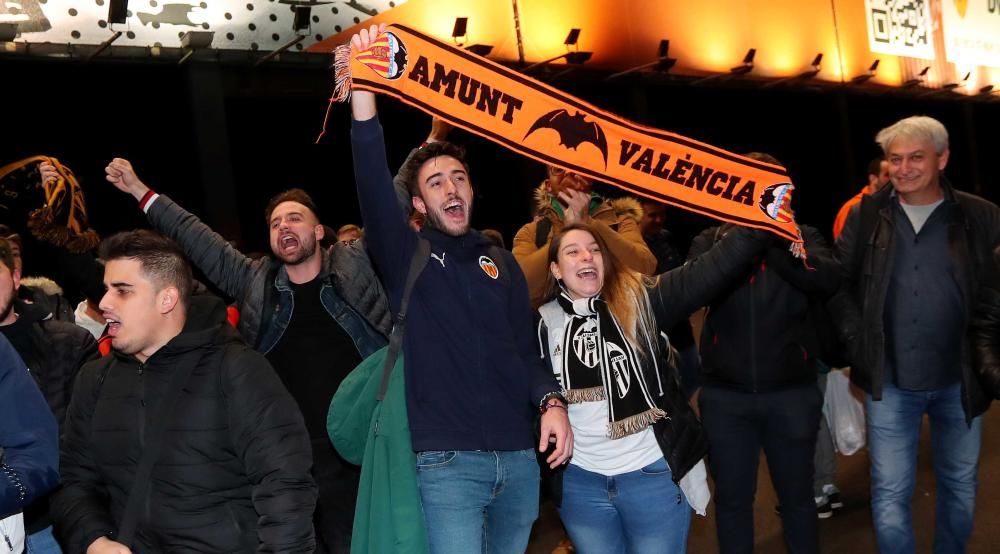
top-left (308, 0), bottom-right (989, 87)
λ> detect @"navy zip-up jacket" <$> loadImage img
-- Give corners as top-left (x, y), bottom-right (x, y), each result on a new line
top-left (0, 333), bottom-right (59, 519)
top-left (352, 116), bottom-right (560, 452)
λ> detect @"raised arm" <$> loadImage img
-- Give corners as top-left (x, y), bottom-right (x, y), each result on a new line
top-left (652, 226), bottom-right (770, 329)
top-left (763, 225), bottom-right (839, 296)
top-left (350, 24), bottom-right (418, 295)
top-left (105, 159), bottom-right (256, 301)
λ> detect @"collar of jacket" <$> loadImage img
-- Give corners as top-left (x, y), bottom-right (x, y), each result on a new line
top-left (111, 295), bottom-right (234, 367)
top-left (419, 226), bottom-right (491, 254)
top-left (11, 298), bottom-right (51, 325)
top-left (272, 246), bottom-right (336, 292)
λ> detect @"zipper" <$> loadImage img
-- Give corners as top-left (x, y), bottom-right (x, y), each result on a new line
top-left (137, 362), bottom-right (146, 448)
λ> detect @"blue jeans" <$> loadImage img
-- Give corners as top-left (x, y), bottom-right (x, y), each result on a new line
top-left (867, 382), bottom-right (982, 554)
top-left (558, 458), bottom-right (692, 554)
top-left (415, 449), bottom-right (539, 554)
top-left (25, 526), bottom-right (62, 554)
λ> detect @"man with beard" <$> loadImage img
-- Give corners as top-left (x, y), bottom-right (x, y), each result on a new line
top-left (103, 159), bottom-right (391, 553)
top-left (512, 165), bottom-right (656, 307)
top-left (348, 24), bottom-right (572, 554)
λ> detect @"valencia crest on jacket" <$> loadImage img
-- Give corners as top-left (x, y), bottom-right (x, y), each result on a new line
top-left (479, 256), bottom-right (499, 279)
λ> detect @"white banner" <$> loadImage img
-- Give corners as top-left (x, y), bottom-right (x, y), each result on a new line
top-left (864, 0), bottom-right (936, 60)
top-left (942, 0), bottom-right (1000, 68)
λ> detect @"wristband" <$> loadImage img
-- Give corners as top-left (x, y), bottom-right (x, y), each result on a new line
top-left (541, 402), bottom-right (566, 414)
top-left (138, 189), bottom-right (157, 211)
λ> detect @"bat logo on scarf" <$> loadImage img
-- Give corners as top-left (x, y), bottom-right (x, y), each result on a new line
top-left (356, 31), bottom-right (409, 80)
top-left (758, 183), bottom-right (795, 223)
top-left (524, 110), bottom-right (610, 168)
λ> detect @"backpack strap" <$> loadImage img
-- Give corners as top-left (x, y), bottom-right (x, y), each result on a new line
top-left (378, 238), bottom-right (431, 400)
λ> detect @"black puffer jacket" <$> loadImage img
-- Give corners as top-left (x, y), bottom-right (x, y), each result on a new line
top-left (51, 296), bottom-right (317, 553)
top-left (688, 224), bottom-right (838, 392)
top-left (2, 300), bottom-right (98, 427)
top-left (1, 300), bottom-right (98, 533)
top-left (831, 181), bottom-right (1000, 421)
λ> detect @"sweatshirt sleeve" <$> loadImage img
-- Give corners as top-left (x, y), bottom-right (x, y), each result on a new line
top-left (351, 115), bottom-right (419, 298)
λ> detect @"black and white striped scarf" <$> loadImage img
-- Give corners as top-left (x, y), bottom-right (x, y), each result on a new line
top-left (556, 292), bottom-right (666, 439)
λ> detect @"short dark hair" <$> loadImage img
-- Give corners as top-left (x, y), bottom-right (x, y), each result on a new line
top-left (867, 156), bottom-right (886, 177)
top-left (743, 151), bottom-right (784, 167)
top-left (398, 141), bottom-right (470, 198)
top-left (99, 230), bottom-right (193, 307)
top-left (0, 224), bottom-right (21, 249)
top-left (0, 237), bottom-right (16, 273)
top-left (264, 188), bottom-right (321, 224)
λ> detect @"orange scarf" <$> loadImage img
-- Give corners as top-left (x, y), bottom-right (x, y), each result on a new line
top-left (328, 25), bottom-right (803, 246)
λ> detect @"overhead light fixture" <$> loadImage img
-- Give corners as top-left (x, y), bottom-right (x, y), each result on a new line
top-left (902, 66), bottom-right (930, 88)
top-left (178, 30), bottom-right (214, 64)
top-left (606, 39), bottom-right (676, 81)
top-left (941, 71), bottom-right (971, 91)
top-left (0, 22), bottom-right (18, 42)
top-left (525, 28), bottom-right (592, 71)
top-left (293, 6), bottom-right (312, 31)
top-left (564, 28), bottom-right (581, 49)
top-left (979, 84), bottom-right (995, 95)
top-left (452, 17), bottom-right (468, 45)
top-left (801, 53), bottom-right (823, 79)
top-left (450, 16), bottom-right (493, 56)
top-left (850, 59), bottom-right (880, 85)
top-left (108, 0), bottom-right (128, 25)
top-left (730, 48), bottom-right (756, 75)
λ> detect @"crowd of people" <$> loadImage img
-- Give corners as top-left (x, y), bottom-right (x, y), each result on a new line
top-left (1, 24), bottom-right (999, 554)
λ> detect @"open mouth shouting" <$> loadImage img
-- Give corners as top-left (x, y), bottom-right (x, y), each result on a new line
top-left (442, 198), bottom-right (466, 222)
top-left (278, 233), bottom-right (301, 254)
top-left (576, 266), bottom-right (599, 281)
top-left (104, 314), bottom-right (122, 337)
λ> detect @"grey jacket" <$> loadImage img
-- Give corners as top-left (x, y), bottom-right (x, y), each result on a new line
top-left (145, 195), bottom-right (391, 356)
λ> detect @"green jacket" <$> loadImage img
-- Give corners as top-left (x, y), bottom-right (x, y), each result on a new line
top-left (328, 348), bottom-right (429, 554)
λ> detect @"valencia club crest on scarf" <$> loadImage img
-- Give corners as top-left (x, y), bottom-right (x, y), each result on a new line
top-left (355, 31), bottom-right (408, 81)
top-left (758, 183), bottom-right (795, 224)
top-left (479, 256), bottom-right (499, 279)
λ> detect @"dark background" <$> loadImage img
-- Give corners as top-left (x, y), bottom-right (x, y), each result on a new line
top-left (3, 56), bottom-right (998, 282)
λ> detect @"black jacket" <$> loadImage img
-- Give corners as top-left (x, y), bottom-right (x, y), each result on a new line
top-left (51, 296), bottom-right (317, 553)
top-left (688, 224), bottom-right (839, 392)
top-left (830, 181), bottom-right (1000, 420)
top-left (1, 300), bottom-right (99, 533)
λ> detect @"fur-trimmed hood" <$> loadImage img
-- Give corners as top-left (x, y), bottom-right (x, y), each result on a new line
top-left (533, 184), bottom-right (645, 224)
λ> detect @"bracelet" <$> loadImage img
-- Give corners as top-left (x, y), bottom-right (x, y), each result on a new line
top-left (543, 402), bottom-right (566, 412)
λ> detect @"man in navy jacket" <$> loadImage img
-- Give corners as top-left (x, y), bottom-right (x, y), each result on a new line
top-left (0, 332), bottom-right (59, 522)
top-left (348, 24), bottom-right (572, 554)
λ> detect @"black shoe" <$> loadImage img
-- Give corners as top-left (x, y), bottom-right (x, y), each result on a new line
top-left (816, 499), bottom-right (833, 519)
top-left (828, 492), bottom-right (843, 509)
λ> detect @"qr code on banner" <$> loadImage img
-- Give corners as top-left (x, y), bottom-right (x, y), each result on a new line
top-left (869, 0), bottom-right (930, 48)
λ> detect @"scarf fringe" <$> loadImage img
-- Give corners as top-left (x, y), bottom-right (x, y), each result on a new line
top-left (27, 207), bottom-right (100, 253)
top-left (607, 408), bottom-right (668, 440)
top-left (563, 386), bottom-right (606, 404)
top-left (331, 43), bottom-right (354, 104)
top-left (315, 43), bottom-right (354, 144)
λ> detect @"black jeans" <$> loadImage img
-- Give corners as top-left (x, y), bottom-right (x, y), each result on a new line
top-left (313, 439), bottom-right (361, 554)
top-left (698, 385), bottom-right (821, 554)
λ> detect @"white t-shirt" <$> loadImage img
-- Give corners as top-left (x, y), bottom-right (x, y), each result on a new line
top-left (568, 399), bottom-right (664, 475)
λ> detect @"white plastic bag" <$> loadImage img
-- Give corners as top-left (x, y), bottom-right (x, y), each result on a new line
top-left (824, 369), bottom-right (866, 455)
